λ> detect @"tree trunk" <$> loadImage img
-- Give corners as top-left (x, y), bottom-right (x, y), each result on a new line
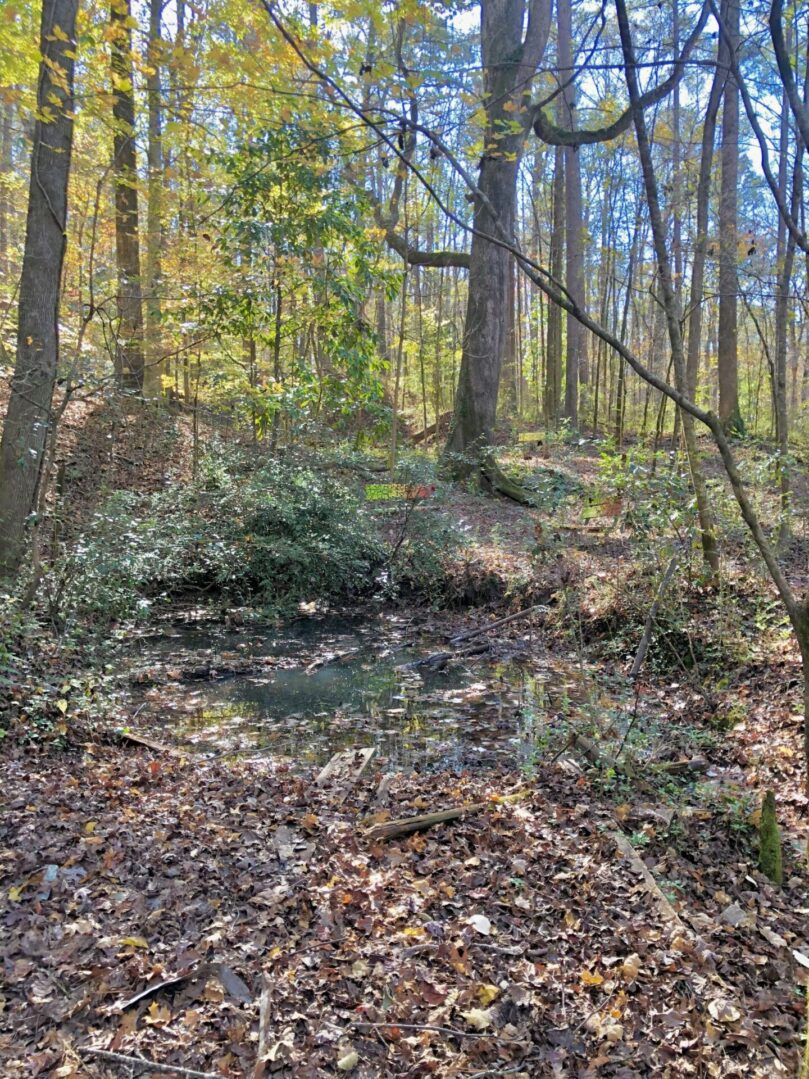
top-left (685, 41), bottom-right (727, 400)
top-left (144, 0), bottom-right (164, 397)
top-left (110, 0), bottom-right (145, 394)
top-left (558, 0), bottom-right (587, 421)
top-left (616, 0), bottom-right (720, 579)
top-left (717, 0), bottom-right (743, 433)
top-left (443, 0), bottom-right (551, 484)
top-left (0, 0), bottom-right (78, 579)
top-left (545, 146), bottom-right (564, 425)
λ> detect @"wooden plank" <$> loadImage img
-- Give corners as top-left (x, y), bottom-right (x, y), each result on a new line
top-left (315, 747), bottom-right (375, 787)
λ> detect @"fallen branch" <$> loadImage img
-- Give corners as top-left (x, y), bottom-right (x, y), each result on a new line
top-left (316, 747), bottom-right (376, 788)
top-left (253, 972), bottom-right (272, 1079)
top-left (448, 605), bottom-right (548, 646)
top-left (80, 1047), bottom-right (223, 1078)
top-left (116, 729), bottom-right (177, 755)
top-left (352, 1020), bottom-right (523, 1042)
top-left (609, 826), bottom-right (688, 932)
top-left (364, 791), bottom-right (527, 842)
top-left (401, 641), bottom-right (490, 671)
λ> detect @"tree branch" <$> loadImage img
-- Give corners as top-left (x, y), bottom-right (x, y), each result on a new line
top-left (532, 0), bottom-right (710, 146)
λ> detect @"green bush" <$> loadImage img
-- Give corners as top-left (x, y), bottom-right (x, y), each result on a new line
top-left (51, 455), bottom-right (387, 622)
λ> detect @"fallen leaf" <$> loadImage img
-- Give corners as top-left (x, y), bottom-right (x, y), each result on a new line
top-left (707, 998), bottom-right (741, 1024)
top-left (581, 968), bottom-right (605, 986)
top-left (467, 914), bottom-right (491, 936)
top-left (337, 1049), bottom-right (359, 1071)
top-left (477, 984), bottom-right (500, 1005)
top-left (461, 1007), bottom-right (492, 1030)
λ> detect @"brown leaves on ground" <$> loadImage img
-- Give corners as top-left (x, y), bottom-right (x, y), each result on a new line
top-left (1, 746), bottom-right (806, 1078)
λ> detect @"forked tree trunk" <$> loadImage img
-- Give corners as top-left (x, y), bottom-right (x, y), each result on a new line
top-left (0, 0), bottom-right (79, 579)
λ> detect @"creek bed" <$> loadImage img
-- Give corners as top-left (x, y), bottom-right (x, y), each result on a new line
top-left (126, 610), bottom-right (592, 772)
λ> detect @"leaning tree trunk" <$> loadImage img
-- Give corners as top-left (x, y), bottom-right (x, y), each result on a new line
top-left (0, 0), bottom-right (78, 580)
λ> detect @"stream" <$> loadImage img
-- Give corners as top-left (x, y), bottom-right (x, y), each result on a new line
top-left (126, 610), bottom-right (594, 773)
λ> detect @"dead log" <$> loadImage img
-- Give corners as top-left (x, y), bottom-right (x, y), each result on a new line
top-left (411, 410), bottom-right (453, 444)
top-left (448, 605), bottom-right (548, 646)
top-left (364, 790), bottom-right (527, 842)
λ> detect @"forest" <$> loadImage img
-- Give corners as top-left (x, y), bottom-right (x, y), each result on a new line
top-left (2, 0), bottom-right (809, 1074)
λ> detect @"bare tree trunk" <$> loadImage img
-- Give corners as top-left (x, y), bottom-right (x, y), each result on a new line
top-left (0, 0), bottom-right (78, 579)
top-left (558, 0), bottom-right (587, 421)
top-left (110, 0), bottom-right (145, 394)
top-left (0, 98), bottom-right (12, 283)
top-left (717, 0), bottom-right (743, 433)
top-left (443, 0), bottom-right (551, 488)
top-left (616, 0), bottom-right (720, 578)
top-left (144, 0), bottom-right (164, 398)
top-left (686, 42), bottom-right (727, 400)
top-left (545, 146), bottom-right (564, 425)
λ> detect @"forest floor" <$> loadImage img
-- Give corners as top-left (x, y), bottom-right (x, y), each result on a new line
top-left (2, 404), bottom-right (809, 1078)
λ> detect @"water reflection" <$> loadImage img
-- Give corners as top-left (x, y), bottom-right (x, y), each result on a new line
top-left (131, 616), bottom-right (590, 772)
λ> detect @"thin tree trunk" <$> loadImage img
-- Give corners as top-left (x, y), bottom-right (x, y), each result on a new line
top-left (545, 146), bottom-right (564, 425)
top-left (110, 0), bottom-right (145, 394)
top-left (717, 0), bottom-right (743, 433)
top-left (144, 0), bottom-right (164, 398)
top-left (616, 0), bottom-right (720, 578)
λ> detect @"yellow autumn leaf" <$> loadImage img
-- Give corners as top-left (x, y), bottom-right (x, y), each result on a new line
top-left (119, 936), bottom-right (148, 949)
top-left (477, 984), bottom-right (500, 1005)
top-left (8, 885), bottom-right (23, 902)
top-left (144, 1001), bottom-right (171, 1025)
top-left (402, 926), bottom-right (426, 938)
top-left (581, 968), bottom-right (605, 986)
top-left (84, 821), bottom-right (96, 834)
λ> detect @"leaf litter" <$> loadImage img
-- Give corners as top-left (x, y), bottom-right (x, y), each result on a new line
top-left (2, 740), bottom-right (806, 1077)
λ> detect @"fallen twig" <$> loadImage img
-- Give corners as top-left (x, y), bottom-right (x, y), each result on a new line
top-left (116, 729), bottom-right (178, 755)
top-left (80, 1046), bottom-right (223, 1078)
top-left (352, 1020), bottom-right (523, 1043)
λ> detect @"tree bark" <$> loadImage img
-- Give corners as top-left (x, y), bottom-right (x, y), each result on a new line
top-left (615, 0), bottom-right (720, 578)
top-left (717, 0), bottom-right (743, 433)
top-left (443, 0), bottom-right (551, 479)
top-left (110, 0), bottom-right (145, 394)
top-left (0, 0), bottom-right (78, 579)
top-left (545, 146), bottom-right (564, 425)
top-left (144, 0), bottom-right (164, 397)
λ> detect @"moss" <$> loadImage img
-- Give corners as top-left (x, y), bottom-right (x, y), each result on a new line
top-left (758, 790), bottom-right (783, 886)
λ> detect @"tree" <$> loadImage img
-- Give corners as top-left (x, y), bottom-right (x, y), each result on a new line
top-left (717, 0), bottom-right (743, 433)
top-left (110, 0), bottom-right (145, 394)
top-left (443, 0), bottom-right (551, 489)
top-left (0, 0), bottom-right (79, 580)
